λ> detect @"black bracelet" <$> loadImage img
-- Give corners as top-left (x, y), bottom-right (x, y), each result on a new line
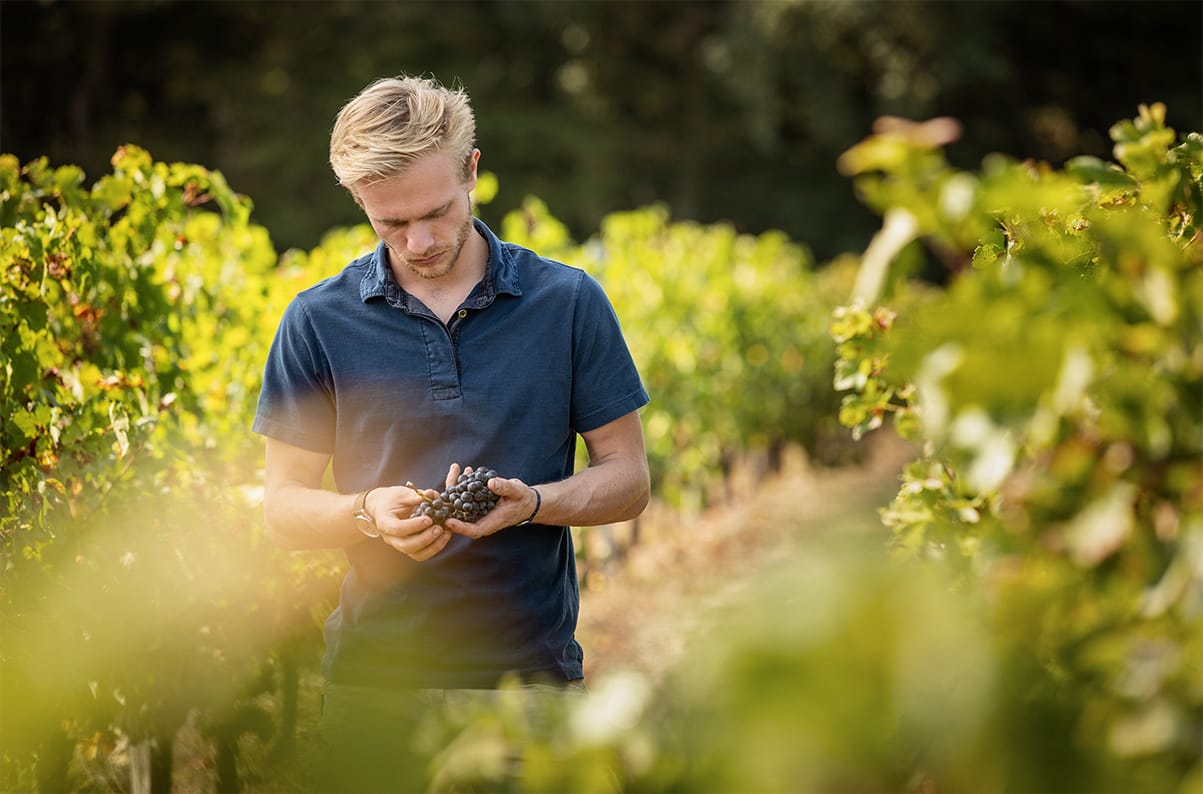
top-left (516, 486), bottom-right (541, 526)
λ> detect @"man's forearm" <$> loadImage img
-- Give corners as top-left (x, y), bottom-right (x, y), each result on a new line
top-left (265, 482), bottom-right (367, 550)
top-left (533, 455), bottom-right (650, 528)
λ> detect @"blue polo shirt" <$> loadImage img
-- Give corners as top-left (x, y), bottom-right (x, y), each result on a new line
top-left (253, 218), bottom-right (648, 688)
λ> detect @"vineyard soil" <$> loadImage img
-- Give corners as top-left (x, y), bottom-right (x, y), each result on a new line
top-left (575, 431), bottom-right (916, 685)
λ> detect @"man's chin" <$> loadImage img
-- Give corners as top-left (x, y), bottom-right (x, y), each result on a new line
top-left (406, 253), bottom-right (454, 279)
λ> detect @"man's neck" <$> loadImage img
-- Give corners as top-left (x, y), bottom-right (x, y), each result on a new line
top-left (393, 228), bottom-right (488, 323)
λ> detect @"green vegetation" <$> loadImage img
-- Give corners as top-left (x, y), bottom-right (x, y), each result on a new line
top-left (2, 103), bottom-right (1200, 791)
top-left (6, 2), bottom-right (1200, 260)
top-left (0, 146), bottom-right (343, 793)
top-left (827, 102), bottom-right (1202, 791)
top-left (500, 197), bottom-right (861, 509)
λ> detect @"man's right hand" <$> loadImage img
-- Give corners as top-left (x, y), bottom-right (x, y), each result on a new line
top-left (263, 438), bottom-right (455, 557)
top-left (367, 485), bottom-right (452, 561)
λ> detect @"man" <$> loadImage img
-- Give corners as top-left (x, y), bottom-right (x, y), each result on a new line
top-left (253, 75), bottom-right (650, 790)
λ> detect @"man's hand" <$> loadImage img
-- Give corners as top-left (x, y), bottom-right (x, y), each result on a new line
top-left (442, 466), bottom-right (538, 540)
top-left (440, 410), bottom-right (650, 540)
top-left (367, 484), bottom-right (452, 561)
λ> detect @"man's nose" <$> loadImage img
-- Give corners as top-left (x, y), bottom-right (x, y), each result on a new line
top-left (406, 223), bottom-right (435, 253)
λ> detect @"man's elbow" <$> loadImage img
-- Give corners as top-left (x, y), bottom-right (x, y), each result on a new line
top-left (262, 499), bottom-right (301, 550)
top-left (625, 492), bottom-right (650, 522)
top-left (623, 466), bottom-right (651, 520)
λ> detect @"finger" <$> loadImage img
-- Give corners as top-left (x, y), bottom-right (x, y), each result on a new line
top-left (376, 485), bottom-right (426, 521)
top-left (444, 462), bottom-right (462, 489)
top-left (443, 516), bottom-right (479, 539)
top-left (409, 525), bottom-right (453, 561)
top-left (378, 512), bottom-right (434, 540)
top-left (493, 478), bottom-right (537, 520)
top-left (488, 476), bottom-right (528, 500)
top-left (382, 521), bottom-right (443, 556)
top-left (445, 515), bottom-right (508, 540)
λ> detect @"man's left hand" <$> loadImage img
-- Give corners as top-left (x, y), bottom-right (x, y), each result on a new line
top-left (444, 470), bottom-right (540, 539)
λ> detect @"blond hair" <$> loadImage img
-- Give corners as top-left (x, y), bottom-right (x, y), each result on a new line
top-left (329, 75), bottom-right (476, 188)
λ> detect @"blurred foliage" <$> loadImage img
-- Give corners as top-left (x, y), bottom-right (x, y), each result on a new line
top-left (4, 71), bottom-right (1202, 790)
top-left (828, 103), bottom-right (1202, 788)
top-left (423, 521), bottom-right (1197, 794)
top-left (0, 147), bottom-right (345, 792)
top-left (3, 0), bottom-right (1199, 262)
top-left (409, 536), bottom-right (1000, 794)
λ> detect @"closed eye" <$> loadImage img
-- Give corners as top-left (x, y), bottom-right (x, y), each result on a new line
top-left (376, 200), bottom-right (453, 228)
top-left (424, 202), bottom-right (452, 219)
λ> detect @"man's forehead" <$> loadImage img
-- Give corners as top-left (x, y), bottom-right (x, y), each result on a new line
top-left (357, 173), bottom-right (459, 220)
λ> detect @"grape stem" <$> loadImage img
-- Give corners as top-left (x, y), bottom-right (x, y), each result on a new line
top-left (404, 481), bottom-right (435, 503)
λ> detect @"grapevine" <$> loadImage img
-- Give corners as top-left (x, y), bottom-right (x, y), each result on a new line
top-left (827, 102), bottom-right (1203, 788)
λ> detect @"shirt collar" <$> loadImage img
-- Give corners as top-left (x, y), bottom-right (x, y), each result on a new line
top-left (359, 217), bottom-right (522, 304)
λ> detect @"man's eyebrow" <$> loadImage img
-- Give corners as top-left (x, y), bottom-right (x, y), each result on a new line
top-left (423, 200), bottom-right (454, 218)
top-left (376, 201), bottom-right (454, 226)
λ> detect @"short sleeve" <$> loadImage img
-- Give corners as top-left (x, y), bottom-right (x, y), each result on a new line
top-left (569, 274), bottom-right (650, 433)
top-left (252, 296), bottom-right (337, 453)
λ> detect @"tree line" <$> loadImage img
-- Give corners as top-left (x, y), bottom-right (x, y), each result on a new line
top-left (3, 0), bottom-right (1200, 263)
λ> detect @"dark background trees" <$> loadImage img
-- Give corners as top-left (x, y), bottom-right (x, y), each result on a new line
top-left (3, 0), bottom-right (1200, 260)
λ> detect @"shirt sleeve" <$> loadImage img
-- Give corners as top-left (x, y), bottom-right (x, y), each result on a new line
top-left (569, 274), bottom-right (650, 433)
top-left (251, 296), bottom-right (337, 453)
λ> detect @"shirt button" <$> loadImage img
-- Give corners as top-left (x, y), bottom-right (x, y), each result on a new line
top-left (457, 309), bottom-right (468, 319)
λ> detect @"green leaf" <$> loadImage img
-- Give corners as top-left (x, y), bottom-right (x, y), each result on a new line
top-left (1065, 156), bottom-right (1139, 190)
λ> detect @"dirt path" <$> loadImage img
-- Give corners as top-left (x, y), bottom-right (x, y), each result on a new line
top-left (575, 433), bottom-right (916, 684)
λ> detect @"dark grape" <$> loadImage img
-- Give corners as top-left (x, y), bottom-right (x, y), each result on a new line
top-left (406, 467), bottom-right (501, 526)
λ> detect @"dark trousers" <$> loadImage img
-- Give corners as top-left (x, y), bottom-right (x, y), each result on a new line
top-left (314, 680), bottom-right (586, 793)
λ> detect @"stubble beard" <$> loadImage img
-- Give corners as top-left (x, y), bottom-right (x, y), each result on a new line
top-left (402, 207), bottom-right (475, 282)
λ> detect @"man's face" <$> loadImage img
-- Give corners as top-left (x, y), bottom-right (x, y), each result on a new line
top-left (355, 149), bottom-right (479, 282)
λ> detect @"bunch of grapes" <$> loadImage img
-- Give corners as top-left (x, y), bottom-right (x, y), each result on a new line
top-left (407, 467), bottom-right (500, 526)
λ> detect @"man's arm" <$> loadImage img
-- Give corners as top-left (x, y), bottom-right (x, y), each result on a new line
top-left (535, 410), bottom-right (650, 526)
top-left (263, 437), bottom-right (451, 560)
top-left (446, 410), bottom-right (650, 538)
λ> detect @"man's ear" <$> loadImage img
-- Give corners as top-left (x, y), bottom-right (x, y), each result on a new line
top-left (464, 148), bottom-right (481, 190)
